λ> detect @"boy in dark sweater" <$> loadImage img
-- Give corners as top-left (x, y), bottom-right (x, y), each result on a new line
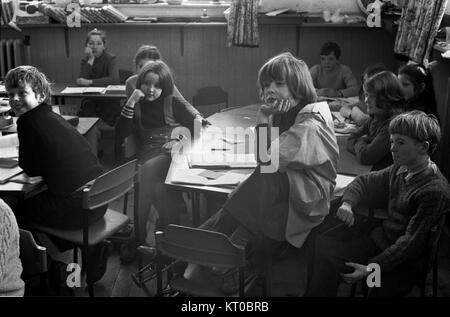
top-left (5, 65), bottom-right (108, 283)
top-left (305, 111), bottom-right (450, 297)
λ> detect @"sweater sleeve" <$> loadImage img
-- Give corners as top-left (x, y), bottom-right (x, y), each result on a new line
top-left (342, 166), bottom-right (391, 209)
top-left (17, 121), bottom-right (42, 177)
top-left (353, 123), bottom-right (391, 166)
top-left (339, 65), bottom-right (359, 97)
top-left (91, 55), bottom-right (119, 86)
top-left (369, 190), bottom-right (448, 272)
top-left (346, 119), bottom-right (370, 154)
top-left (173, 86), bottom-right (202, 118)
top-left (115, 103), bottom-right (135, 148)
top-left (79, 58), bottom-right (93, 80)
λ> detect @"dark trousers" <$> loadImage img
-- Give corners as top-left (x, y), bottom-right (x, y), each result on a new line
top-left (305, 233), bottom-right (422, 297)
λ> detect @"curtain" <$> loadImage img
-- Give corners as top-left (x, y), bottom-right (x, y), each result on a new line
top-left (394, 0), bottom-right (448, 64)
top-left (227, 0), bottom-right (259, 47)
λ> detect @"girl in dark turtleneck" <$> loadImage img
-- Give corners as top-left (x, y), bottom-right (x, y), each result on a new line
top-left (347, 71), bottom-right (405, 171)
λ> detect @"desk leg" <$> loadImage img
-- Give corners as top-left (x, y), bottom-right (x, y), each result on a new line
top-left (191, 192), bottom-right (200, 227)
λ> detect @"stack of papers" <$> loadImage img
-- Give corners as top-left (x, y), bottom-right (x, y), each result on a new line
top-left (60, 87), bottom-right (106, 94)
top-left (171, 169), bottom-right (247, 187)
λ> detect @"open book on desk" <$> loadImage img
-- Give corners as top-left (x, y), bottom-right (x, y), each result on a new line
top-left (189, 153), bottom-right (257, 169)
top-left (60, 87), bottom-right (106, 94)
top-left (171, 169), bottom-right (247, 187)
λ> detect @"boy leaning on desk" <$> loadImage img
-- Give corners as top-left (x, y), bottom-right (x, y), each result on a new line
top-left (3, 65), bottom-right (109, 284)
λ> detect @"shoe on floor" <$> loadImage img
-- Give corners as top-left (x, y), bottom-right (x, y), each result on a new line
top-left (86, 241), bottom-right (110, 284)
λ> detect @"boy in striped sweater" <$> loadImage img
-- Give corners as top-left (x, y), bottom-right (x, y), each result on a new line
top-left (306, 111), bottom-right (450, 297)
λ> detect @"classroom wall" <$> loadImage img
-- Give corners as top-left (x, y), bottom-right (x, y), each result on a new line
top-left (1, 24), bottom-right (396, 107)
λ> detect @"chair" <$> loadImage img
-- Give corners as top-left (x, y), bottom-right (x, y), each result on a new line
top-left (135, 225), bottom-right (260, 297)
top-left (19, 229), bottom-right (48, 294)
top-left (29, 159), bottom-right (139, 296)
top-left (192, 86), bottom-right (228, 117)
top-left (119, 69), bottom-right (134, 85)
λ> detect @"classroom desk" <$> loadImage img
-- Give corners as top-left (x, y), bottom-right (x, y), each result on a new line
top-left (165, 104), bottom-right (371, 225)
top-left (50, 83), bottom-right (127, 105)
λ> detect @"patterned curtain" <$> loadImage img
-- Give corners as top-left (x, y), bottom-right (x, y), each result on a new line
top-left (227, 0), bottom-right (259, 47)
top-left (394, 0), bottom-right (448, 64)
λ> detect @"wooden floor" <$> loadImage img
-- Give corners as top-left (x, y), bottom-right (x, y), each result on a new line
top-left (33, 127), bottom-right (450, 297)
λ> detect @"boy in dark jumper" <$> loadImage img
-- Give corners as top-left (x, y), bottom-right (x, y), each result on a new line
top-left (305, 111), bottom-right (450, 297)
top-left (5, 65), bottom-right (108, 283)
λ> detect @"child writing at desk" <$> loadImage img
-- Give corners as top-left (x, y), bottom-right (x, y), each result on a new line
top-left (309, 42), bottom-right (359, 98)
top-left (306, 111), bottom-right (450, 297)
top-left (116, 60), bottom-right (207, 246)
top-left (77, 28), bottom-right (120, 127)
top-left (194, 52), bottom-right (339, 293)
top-left (5, 66), bottom-right (108, 284)
top-left (347, 71), bottom-right (404, 171)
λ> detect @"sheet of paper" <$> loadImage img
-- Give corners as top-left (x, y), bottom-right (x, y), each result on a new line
top-left (171, 168), bottom-right (246, 186)
top-left (60, 87), bottom-right (86, 94)
top-left (0, 134), bottom-right (19, 158)
top-left (84, 87), bottom-right (106, 94)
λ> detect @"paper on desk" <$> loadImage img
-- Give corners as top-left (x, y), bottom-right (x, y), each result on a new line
top-left (171, 168), bottom-right (246, 186)
top-left (61, 87), bottom-right (106, 94)
top-left (0, 134), bottom-right (19, 158)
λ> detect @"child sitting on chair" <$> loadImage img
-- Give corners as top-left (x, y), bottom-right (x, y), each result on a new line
top-left (193, 53), bottom-right (338, 292)
top-left (77, 28), bottom-right (120, 127)
top-left (5, 66), bottom-right (108, 283)
top-left (116, 60), bottom-right (208, 246)
top-left (309, 42), bottom-right (359, 98)
top-left (305, 111), bottom-right (450, 297)
top-left (347, 71), bottom-right (404, 171)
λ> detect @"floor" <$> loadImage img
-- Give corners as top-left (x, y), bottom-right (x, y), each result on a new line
top-left (27, 128), bottom-right (450, 297)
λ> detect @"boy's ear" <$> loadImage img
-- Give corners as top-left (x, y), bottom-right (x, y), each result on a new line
top-left (421, 141), bottom-right (430, 154)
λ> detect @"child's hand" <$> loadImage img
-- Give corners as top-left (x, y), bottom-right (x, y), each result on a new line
top-left (162, 139), bottom-right (181, 153)
top-left (128, 89), bottom-right (145, 105)
top-left (76, 78), bottom-right (93, 86)
top-left (340, 263), bottom-right (369, 284)
top-left (260, 98), bottom-right (291, 115)
top-left (340, 105), bottom-right (352, 119)
top-left (84, 46), bottom-right (95, 61)
top-left (336, 202), bottom-right (354, 227)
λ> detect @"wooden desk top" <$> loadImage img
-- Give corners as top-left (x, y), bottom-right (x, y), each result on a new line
top-left (165, 104), bottom-right (371, 196)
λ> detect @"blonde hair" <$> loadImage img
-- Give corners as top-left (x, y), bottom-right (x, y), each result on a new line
top-left (257, 52), bottom-right (317, 105)
top-left (5, 65), bottom-right (51, 104)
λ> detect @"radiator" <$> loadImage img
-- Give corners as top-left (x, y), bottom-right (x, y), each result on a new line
top-left (0, 38), bottom-right (31, 78)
